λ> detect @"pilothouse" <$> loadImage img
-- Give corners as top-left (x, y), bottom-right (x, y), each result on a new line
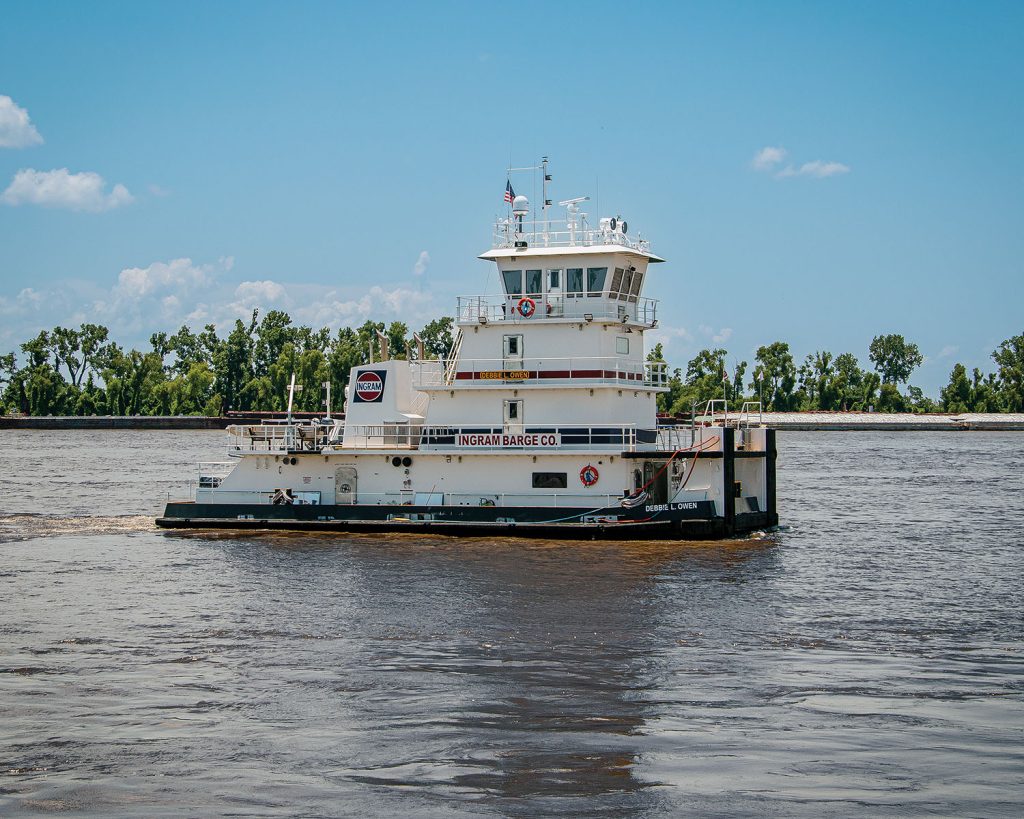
top-left (157, 160), bottom-right (778, 539)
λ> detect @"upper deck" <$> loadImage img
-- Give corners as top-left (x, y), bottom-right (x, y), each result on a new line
top-left (482, 218), bottom-right (663, 261)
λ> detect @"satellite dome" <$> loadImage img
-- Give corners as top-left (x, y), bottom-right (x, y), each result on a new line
top-left (512, 194), bottom-right (530, 216)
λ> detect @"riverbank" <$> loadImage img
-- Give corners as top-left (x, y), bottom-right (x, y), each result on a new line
top-left (2, 412), bottom-right (1023, 431)
top-left (758, 412), bottom-right (1024, 431)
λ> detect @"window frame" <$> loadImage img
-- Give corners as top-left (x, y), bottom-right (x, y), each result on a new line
top-left (502, 269), bottom-right (523, 296)
top-left (532, 472), bottom-right (568, 489)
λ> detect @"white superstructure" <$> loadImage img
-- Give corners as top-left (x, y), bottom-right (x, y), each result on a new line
top-left (164, 163), bottom-right (776, 539)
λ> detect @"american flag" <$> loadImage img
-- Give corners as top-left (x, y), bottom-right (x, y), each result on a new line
top-left (504, 180), bottom-right (515, 203)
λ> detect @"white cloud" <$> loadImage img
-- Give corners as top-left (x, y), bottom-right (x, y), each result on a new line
top-left (292, 285), bottom-right (437, 329)
top-left (776, 160), bottom-right (850, 179)
top-left (0, 252), bottom-right (444, 359)
top-left (696, 324), bottom-right (733, 345)
top-left (648, 324), bottom-right (694, 355)
top-left (753, 145), bottom-right (850, 180)
top-left (0, 287), bottom-right (44, 317)
top-left (2, 168), bottom-right (134, 211)
top-left (413, 250), bottom-right (430, 276)
top-left (751, 146), bottom-right (787, 171)
top-left (115, 258), bottom-right (212, 300)
top-left (938, 344), bottom-right (959, 359)
top-left (0, 95), bottom-right (43, 148)
top-left (232, 279), bottom-right (288, 310)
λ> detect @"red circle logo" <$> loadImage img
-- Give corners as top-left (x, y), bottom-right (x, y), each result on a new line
top-left (580, 464), bottom-right (600, 487)
top-left (355, 371), bottom-right (384, 402)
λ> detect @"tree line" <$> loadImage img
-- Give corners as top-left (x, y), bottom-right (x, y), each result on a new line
top-left (1, 315), bottom-right (1021, 416)
top-left (650, 332), bottom-right (1024, 415)
top-left (0, 312), bottom-right (454, 417)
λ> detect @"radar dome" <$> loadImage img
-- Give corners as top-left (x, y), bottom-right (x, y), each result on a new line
top-left (512, 194), bottom-right (530, 216)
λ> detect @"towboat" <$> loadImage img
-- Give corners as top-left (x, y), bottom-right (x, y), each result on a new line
top-left (157, 165), bottom-right (778, 539)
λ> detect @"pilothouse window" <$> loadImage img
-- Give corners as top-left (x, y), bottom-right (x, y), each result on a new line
top-left (610, 267), bottom-right (625, 295)
top-left (525, 269), bottom-right (542, 296)
top-left (567, 268), bottom-right (584, 296)
top-left (502, 269), bottom-right (522, 296)
top-left (587, 267), bottom-right (608, 296)
top-left (548, 269), bottom-right (561, 289)
top-left (618, 268), bottom-right (634, 301)
top-left (628, 270), bottom-right (643, 302)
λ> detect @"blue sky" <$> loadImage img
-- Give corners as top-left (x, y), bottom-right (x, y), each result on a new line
top-left (1, 0), bottom-right (1021, 394)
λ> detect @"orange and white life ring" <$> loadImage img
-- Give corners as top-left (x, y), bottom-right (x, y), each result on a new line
top-left (517, 297), bottom-right (536, 318)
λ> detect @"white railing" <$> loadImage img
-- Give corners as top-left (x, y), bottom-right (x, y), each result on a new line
top-left (456, 294), bottom-right (658, 325)
top-left (410, 356), bottom-right (668, 389)
top-left (337, 422), bottom-right (647, 451)
top-left (493, 218), bottom-right (652, 253)
top-left (739, 402), bottom-right (763, 427)
top-left (444, 328), bottom-right (463, 385)
top-left (339, 422), bottom-right (423, 450)
top-left (226, 419), bottom-right (344, 455)
top-left (694, 399), bottom-right (765, 430)
top-left (190, 486), bottom-right (626, 509)
top-left (198, 461), bottom-right (236, 488)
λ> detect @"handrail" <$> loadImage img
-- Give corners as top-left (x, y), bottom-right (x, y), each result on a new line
top-left (227, 419), bottom-right (343, 455)
top-left (456, 294), bottom-right (658, 326)
top-left (444, 328), bottom-right (463, 385)
top-left (492, 218), bottom-right (652, 253)
top-left (193, 485), bottom-right (628, 508)
top-left (410, 356), bottom-right (668, 389)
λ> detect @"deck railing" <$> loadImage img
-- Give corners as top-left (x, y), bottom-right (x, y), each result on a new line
top-left (222, 421), bottom-right (732, 455)
top-left (226, 419), bottom-right (343, 455)
top-left (192, 485), bottom-right (629, 509)
top-left (409, 356), bottom-right (667, 389)
top-left (456, 294), bottom-right (658, 326)
top-left (492, 218), bottom-right (652, 253)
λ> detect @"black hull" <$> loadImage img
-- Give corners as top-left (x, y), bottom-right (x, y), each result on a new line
top-left (156, 500), bottom-right (776, 541)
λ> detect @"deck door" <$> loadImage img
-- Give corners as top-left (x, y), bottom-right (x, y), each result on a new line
top-left (503, 399), bottom-right (524, 436)
top-left (334, 466), bottom-right (357, 504)
top-left (503, 334), bottom-right (523, 370)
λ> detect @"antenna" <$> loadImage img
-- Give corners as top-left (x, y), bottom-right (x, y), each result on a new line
top-left (542, 156), bottom-right (553, 216)
top-left (286, 373), bottom-right (303, 424)
top-left (559, 196), bottom-right (590, 245)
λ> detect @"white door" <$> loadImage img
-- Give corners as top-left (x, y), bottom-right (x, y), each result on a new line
top-left (503, 399), bottom-right (524, 435)
top-left (503, 334), bottom-right (523, 370)
top-left (334, 466), bottom-right (357, 504)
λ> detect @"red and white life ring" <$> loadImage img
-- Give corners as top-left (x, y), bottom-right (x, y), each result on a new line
top-left (517, 297), bottom-right (536, 318)
top-left (580, 464), bottom-right (600, 487)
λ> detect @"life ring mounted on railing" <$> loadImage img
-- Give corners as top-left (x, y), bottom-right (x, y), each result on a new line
top-left (517, 297), bottom-right (537, 318)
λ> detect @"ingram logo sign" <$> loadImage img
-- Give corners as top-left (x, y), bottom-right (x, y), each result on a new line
top-left (352, 370), bottom-right (387, 403)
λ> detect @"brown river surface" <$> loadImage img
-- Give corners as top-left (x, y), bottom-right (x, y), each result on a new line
top-left (1, 429), bottom-right (1022, 817)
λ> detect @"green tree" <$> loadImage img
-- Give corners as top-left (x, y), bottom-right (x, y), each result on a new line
top-left (750, 341), bottom-right (797, 410)
top-left (665, 348), bottom-right (729, 414)
top-left (168, 325), bottom-right (206, 377)
top-left (876, 382), bottom-right (907, 412)
top-left (970, 368), bottom-right (1000, 413)
top-left (869, 334), bottom-right (923, 385)
top-left (940, 363), bottom-right (971, 412)
top-left (212, 314), bottom-right (257, 412)
top-left (385, 321), bottom-right (409, 360)
top-left (418, 317), bottom-right (454, 359)
top-left (833, 352), bottom-right (865, 410)
top-left (991, 332), bottom-right (1024, 411)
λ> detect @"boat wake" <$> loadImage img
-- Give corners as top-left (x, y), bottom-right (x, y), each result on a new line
top-left (0, 513), bottom-right (156, 544)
